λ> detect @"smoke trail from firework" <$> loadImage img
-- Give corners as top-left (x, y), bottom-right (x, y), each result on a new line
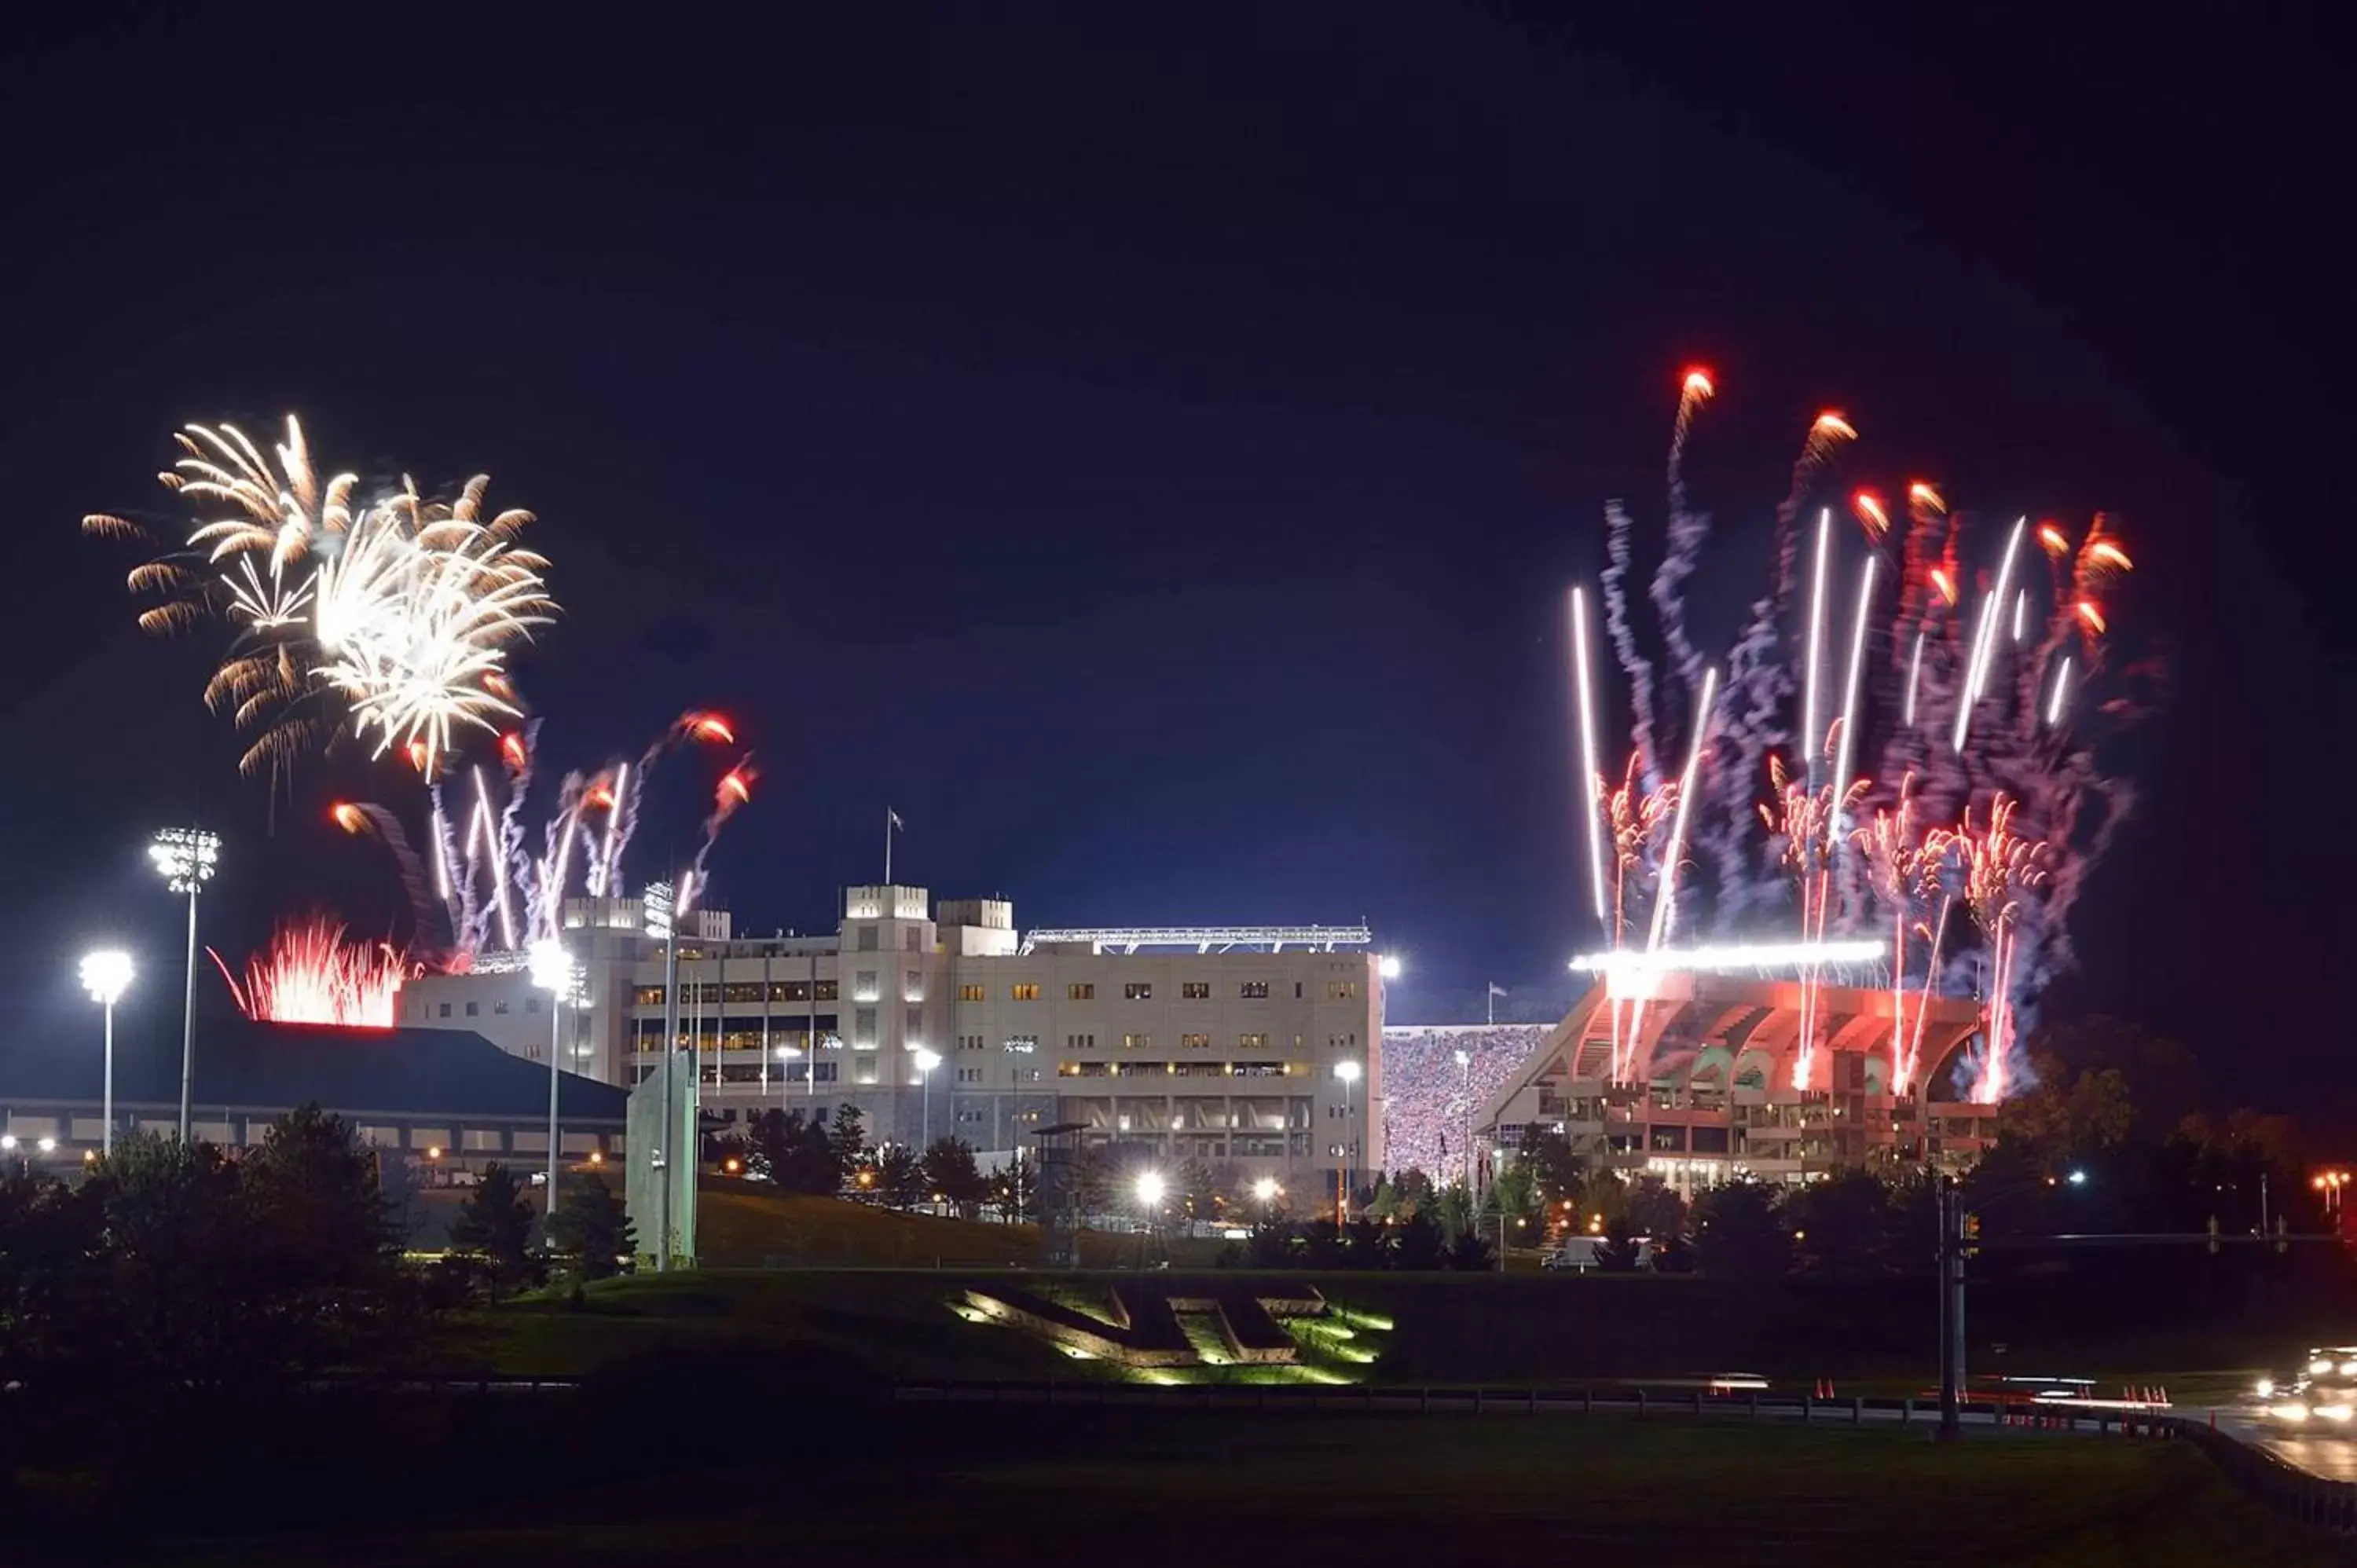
top-left (1570, 588), bottom-right (1610, 925)
top-left (1651, 370), bottom-right (1715, 703)
top-left (209, 917), bottom-right (408, 1028)
top-left (1710, 412), bottom-right (1859, 924)
top-left (1601, 502), bottom-right (1659, 791)
top-left (332, 800), bottom-right (439, 947)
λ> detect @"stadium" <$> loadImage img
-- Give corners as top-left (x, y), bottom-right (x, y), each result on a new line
top-left (1384, 969), bottom-right (1992, 1196)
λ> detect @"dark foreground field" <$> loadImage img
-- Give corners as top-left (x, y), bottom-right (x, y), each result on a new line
top-left (121, 1414), bottom-right (2333, 1567)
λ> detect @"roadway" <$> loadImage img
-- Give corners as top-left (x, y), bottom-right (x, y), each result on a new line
top-left (2213, 1405), bottom-right (2357, 1482)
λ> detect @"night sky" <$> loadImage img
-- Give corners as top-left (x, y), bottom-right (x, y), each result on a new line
top-left (2, 8), bottom-right (2348, 1117)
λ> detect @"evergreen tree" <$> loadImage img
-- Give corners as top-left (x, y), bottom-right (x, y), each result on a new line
top-left (548, 1172), bottom-right (636, 1280)
top-left (449, 1163), bottom-right (541, 1299)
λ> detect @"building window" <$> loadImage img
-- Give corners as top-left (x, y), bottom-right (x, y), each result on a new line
top-left (1327, 980), bottom-right (1358, 1000)
top-left (1180, 1032), bottom-right (1211, 1050)
top-left (438, 1002), bottom-right (452, 1019)
top-left (904, 970), bottom-right (923, 1001)
top-left (1068, 982), bottom-right (1095, 1000)
top-left (959, 984), bottom-right (985, 1002)
top-left (1124, 982), bottom-right (1153, 1001)
top-left (1067, 1033), bottom-right (1097, 1050)
top-left (633, 985), bottom-right (665, 1006)
top-left (464, 1002), bottom-right (479, 1017)
top-left (857, 927), bottom-right (878, 952)
top-left (524, 998), bottom-right (541, 1015)
top-left (816, 980), bottom-right (839, 1002)
top-left (1238, 1032), bottom-right (1268, 1050)
top-left (1122, 1033), bottom-right (1153, 1051)
top-left (959, 1034), bottom-right (984, 1050)
top-left (852, 970), bottom-right (881, 1002)
top-left (906, 1007), bottom-right (922, 1039)
top-left (1011, 984), bottom-right (1040, 1001)
top-left (1005, 1034), bottom-right (1038, 1053)
top-left (957, 1068), bottom-right (982, 1084)
top-left (1327, 1032), bottom-right (1358, 1050)
top-left (1182, 981), bottom-right (1210, 1000)
top-left (1239, 981), bottom-right (1268, 999)
top-left (854, 1008), bottom-right (878, 1047)
top-left (906, 928), bottom-right (922, 951)
top-left (1295, 982), bottom-right (1304, 999)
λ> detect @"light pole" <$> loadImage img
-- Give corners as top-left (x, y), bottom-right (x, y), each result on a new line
top-left (530, 939), bottom-right (579, 1229)
top-left (1252, 1174), bottom-right (1281, 1220)
top-left (1135, 1169), bottom-right (1167, 1267)
top-left (1334, 1058), bottom-right (1362, 1224)
top-left (148, 826), bottom-right (220, 1141)
top-left (79, 951), bottom-right (134, 1157)
top-left (1453, 1047), bottom-right (1473, 1195)
top-left (915, 1048), bottom-right (941, 1149)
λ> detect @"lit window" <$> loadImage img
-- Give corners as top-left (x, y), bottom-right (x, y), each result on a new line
top-left (1011, 984), bottom-right (1040, 1001)
top-left (1239, 981), bottom-right (1269, 999)
top-left (1327, 980), bottom-right (1358, 1000)
top-left (1182, 981), bottom-right (1210, 1000)
top-left (1123, 1033), bottom-right (1153, 1051)
top-left (1124, 982), bottom-right (1153, 1001)
top-left (1180, 1033), bottom-right (1211, 1050)
top-left (959, 984), bottom-right (985, 1002)
top-left (854, 971), bottom-right (880, 1002)
top-left (1068, 982), bottom-right (1095, 1000)
top-left (633, 986), bottom-right (665, 1006)
top-left (904, 970), bottom-right (922, 1001)
top-left (1239, 1032), bottom-right (1268, 1050)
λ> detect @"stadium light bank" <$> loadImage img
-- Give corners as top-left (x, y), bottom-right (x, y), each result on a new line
top-left (1568, 940), bottom-right (1886, 979)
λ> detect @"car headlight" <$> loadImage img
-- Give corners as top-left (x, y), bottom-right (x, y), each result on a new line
top-left (2273, 1403), bottom-right (2313, 1421)
top-left (2319, 1404), bottom-right (2355, 1422)
top-left (2256, 1378), bottom-right (2277, 1398)
top-left (2338, 1361), bottom-right (2357, 1377)
top-left (2311, 1358), bottom-right (2333, 1375)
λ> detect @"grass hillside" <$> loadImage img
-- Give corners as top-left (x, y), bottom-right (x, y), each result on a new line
top-left (126, 1416), bottom-right (2333, 1566)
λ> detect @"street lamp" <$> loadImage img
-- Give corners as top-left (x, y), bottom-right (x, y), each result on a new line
top-left (1377, 954), bottom-right (1402, 981)
top-left (148, 826), bottom-right (220, 1141)
top-left (79, 950), bottom-right (134, 1157)
top-left (529, 938), bottom-right (579, 1228)
top-left (1136, 1169), bottom-right (1166, 1211)
top-left (1252, 1175), bottom-right (1281, 1212)
top-left (1334, 1058), bottom-right (1362, 1223)
top-left (915, 1048), bottom-right (941, 1148)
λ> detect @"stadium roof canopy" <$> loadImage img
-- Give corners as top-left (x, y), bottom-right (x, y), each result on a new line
top-left (0, 1015), bottom-right (626, 1125)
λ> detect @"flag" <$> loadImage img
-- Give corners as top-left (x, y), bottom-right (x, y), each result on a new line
top-left (889, 809), bottom-right (904, 830)
top-left (1487, 983), bottom-right (1508, 998)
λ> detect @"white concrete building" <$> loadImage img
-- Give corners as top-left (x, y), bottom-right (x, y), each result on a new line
top-left (399, 885), bottom-right (1385, 1197)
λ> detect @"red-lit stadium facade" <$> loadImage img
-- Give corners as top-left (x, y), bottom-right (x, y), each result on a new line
top-left (1475, 974), bottom-right (1996, 1191)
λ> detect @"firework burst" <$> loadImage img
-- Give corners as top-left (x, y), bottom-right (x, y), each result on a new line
top-left (210, 916), bottom-right (409, 1028)
top-left (84, 416), bottom-right (556, 782)
top-left (1565, 365), bottom-right (2147, 1100)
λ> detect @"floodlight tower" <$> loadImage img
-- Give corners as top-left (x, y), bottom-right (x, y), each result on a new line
top-left (79, 950), bottom-right (134, 1156)
top-left (148, 827), bottom-right (220, 1141)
